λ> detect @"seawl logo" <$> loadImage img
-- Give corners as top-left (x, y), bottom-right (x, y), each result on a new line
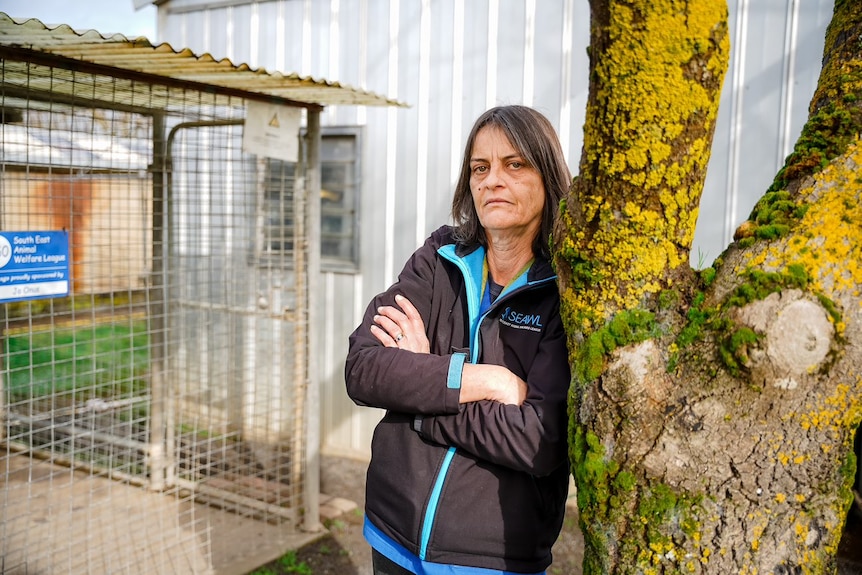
top-left (499, 307), bottom-right (543, 332)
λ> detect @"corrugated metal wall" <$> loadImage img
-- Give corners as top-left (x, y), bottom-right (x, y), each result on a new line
top-left (695, 0), bottom-right (834, 264)
top-left (154, 0), bottom-right (834, 459)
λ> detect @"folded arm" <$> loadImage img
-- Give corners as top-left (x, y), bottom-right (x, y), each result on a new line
top-left (416, 320), bottom-right (570, 476)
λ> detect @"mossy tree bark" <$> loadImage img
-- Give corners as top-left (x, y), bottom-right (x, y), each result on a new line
top-left (552, 0), bottom-right (862, 573)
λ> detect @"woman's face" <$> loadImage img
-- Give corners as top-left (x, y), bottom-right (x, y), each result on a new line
top-left (469, 126), bottom-right (545, 241)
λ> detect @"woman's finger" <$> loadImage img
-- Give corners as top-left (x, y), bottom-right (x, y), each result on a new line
top-left (394, 295), bottom-right (425, 332)
top-left (370, 324), bottom-right (398, 347)
top-left (372, 295), bottom-right (430, 353)
top-left (373, 313), bottom-right (403, 339)
top-left (393, 295), bottom-right (430, 354)
top-left (377, 304), bottom-right (408, 326)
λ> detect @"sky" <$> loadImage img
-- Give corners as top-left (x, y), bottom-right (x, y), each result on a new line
top-left (3, 0), bottom-right (157, 39)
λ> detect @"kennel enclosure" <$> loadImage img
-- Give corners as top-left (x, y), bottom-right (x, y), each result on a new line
top-left (0, 13), bottom-right (400, 574)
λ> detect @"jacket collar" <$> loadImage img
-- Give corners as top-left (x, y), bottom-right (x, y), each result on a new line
top-left (451, 240), bottom-right (556, 284)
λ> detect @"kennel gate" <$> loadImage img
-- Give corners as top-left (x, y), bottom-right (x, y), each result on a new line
top-left (1, 45), bottom-right (322, 574)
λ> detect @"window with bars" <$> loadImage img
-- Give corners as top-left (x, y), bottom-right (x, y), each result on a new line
top-left (262, 127), bottom-right (360, 269)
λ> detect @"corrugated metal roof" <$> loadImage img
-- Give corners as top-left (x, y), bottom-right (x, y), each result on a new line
top-left (0, 12), bottom-right (406, 110)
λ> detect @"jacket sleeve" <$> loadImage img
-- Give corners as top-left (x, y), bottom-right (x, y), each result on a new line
top-left (344, 229), bottom-right (463, 415)
top-left (416, 308), bottom-right (571, 476)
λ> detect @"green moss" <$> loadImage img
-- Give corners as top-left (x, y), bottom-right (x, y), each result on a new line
top-left (729, 326), bottom-right (759, 352)
top-left (573, 309), bottom-right (658, 385)
top-left (737, 236), bottom-right (756, 249)
top-left (573, 395), bottom-right (710, 571)
top-left (667, 290), bottom-right (717, 372)
top-left (577, 332), bottom-right (609, 385)
top-left (765, 0), bottom-right (862, 205)
top-left (727, 266), bottom-right (809, 307)
top-left (667, 262), bottom-right (840, 378)
top-left (738, 190), bottom-right (811, 243)
top-left (838, 448), bottom-right (857, 505)
top-left (630, 483), bottom-right (707, 572)
top-left (770, 104), bottom-right (859, 192)
top-left (568, 257), bottom-right (601, 290)
top-left (614, 470), bottom-right (637, 492)
top-left (658, 289), bottom-right (679, 310)
top-left (717, 323), bottom-right (766, 378)
top-left (554, 201), bottom-right (601, 294)
top-left (572, 428), bottom-right (636, 516)
top-left (572, 426), bottom-right (643, 574)
top-left (719, 326), bottom-right (760, 375)
top-left (608, 309), bottom-right (654, 342)
top-left (639, 483), bottom-right (678, 524)
top-left (676, 292), bottom-right (713, 347)
top-left (699, 266), bottom-right (717, 287)
top-left (573, 427), bottom-right (613, 517)
top-left (815, 293), bottom-right (843, 330)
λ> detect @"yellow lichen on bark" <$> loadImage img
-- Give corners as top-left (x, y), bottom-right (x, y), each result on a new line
top-left (561, 0), bottom-right (729, 327)
top-left (797, 380), bottom-right (862, 433)
top-left (741, 137), bottom-right (862, 305)
top-left (587, 1), bottom-right (727, 186)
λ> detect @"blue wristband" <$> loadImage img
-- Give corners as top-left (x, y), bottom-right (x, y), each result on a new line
top-left (447, 352), bottom-right (467, 389)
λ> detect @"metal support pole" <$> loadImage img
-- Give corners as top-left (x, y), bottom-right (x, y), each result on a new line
top-left (303, 109), bottom-right (322, 532)
top-left (148, 111), bottom-right (168, 491)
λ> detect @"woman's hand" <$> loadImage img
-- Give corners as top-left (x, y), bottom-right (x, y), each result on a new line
top-left (460, 364), bottom-right (528, 406)
top-left (370, 294), bottom-right (526, 406)
top-left (370, 294), bottom-right (430, 353)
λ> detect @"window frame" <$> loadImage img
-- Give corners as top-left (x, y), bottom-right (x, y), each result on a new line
top-left (317, 125), bottom-right (362, 273)
top-left (257, 125), bottom-right (362, 273)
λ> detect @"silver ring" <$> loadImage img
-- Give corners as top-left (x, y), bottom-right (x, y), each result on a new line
top-left (395, 333), bottom-right (404, 342)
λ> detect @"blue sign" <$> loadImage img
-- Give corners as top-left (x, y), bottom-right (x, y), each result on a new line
top-left (0, 231), bottom-right (71, 303)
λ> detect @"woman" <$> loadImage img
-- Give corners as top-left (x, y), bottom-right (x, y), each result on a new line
top-left (345, 105), bottom-right (572, 575)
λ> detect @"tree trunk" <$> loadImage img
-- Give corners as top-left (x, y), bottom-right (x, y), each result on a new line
top-left (553, 1), bottom-right (862, 573)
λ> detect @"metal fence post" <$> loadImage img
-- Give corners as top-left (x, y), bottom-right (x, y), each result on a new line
top-left (303, 109), bottom-right (322, 532)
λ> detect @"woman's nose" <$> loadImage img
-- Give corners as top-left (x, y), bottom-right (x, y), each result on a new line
top-left (484, 162), bottom-right (503, 187)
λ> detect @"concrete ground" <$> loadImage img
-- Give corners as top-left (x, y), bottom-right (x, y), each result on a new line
top-left (1, 451), bottom-right (323, 575)
top-left (4, 451), bottom-right (860, 575)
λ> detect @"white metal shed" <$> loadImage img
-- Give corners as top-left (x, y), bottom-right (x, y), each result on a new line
top-left (146, 0), bottom-right (835, 461)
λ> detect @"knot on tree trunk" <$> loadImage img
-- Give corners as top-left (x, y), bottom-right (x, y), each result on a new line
top-left (734, 289), bottom-right (836, 390)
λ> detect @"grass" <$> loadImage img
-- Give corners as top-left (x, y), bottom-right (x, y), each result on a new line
top-left (3, 320), bottom-right (151, 402)
top-left (248, 551), bottom-right (313, 575)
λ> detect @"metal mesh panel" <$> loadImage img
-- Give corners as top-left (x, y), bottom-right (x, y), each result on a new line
top-left (2, 51), bottom-right (311, 574)
top-left (166, 122), bottom-right (307, 521)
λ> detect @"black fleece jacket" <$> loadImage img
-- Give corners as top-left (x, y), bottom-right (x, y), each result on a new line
top-left (345, 225), bottom-right (571, 573)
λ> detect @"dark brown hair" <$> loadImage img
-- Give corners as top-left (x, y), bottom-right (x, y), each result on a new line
top-left (451, 105), bottom-right (571, 259)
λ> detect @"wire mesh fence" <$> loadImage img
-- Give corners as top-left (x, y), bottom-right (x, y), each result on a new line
top-left (2, 47), bottom-right (313, 574)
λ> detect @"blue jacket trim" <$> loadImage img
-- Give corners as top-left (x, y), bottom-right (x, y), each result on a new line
top-left (447, 353), bottom-right (467, 389)
top-left (501, 272), bottom-right (529, 295)
top-left (364, 517), bottom-right (545, 575)
top-left (437, 244), bottom-right (486, 352)
top-left (420, 447), bottom-right (456, 558)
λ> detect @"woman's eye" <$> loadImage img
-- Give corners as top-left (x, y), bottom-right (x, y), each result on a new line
top-left (509, 161), bottom-right (523, 169)
top-left (472, 165), bottom-right (487, 174)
